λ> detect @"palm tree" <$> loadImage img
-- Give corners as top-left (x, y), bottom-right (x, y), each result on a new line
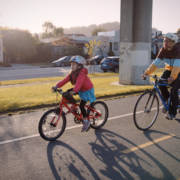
top-left (42, 21), bottom-right (55, 34)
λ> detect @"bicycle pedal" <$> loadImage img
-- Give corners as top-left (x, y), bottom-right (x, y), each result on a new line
top-left (74, 117), bottom-right (81, 124)
top-left (50, 122), bottom-right (56, 127)
top-left (162, 108), bottom-right (167, 114)
top-left (55, 108), bottom-right (60, 114)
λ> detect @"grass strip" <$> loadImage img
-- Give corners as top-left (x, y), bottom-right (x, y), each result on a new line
top-left (0, 72), bottom-right (117, 86)
top-left (0, 75), bottom-right (153, 113)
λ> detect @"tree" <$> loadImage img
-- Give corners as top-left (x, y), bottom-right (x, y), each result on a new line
top-left (42, 21), bottom-right (56, 38)
top-left (42, 21), bottom-right (64, 38)
top-left (54, 27), bottom-right (64, 37)
top-left (42, 21), bottom-right (55, 34)
top-left (0, 28), bottom-right (38, 63)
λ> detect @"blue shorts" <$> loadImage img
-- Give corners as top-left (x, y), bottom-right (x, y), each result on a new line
top-left (78, 88), bottom-right (96, 103)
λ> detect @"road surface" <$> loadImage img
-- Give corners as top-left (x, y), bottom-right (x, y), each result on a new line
top-left (0, 64), bottom-right (102, 81)
top-left (0, 95), bottom-right (179, 180)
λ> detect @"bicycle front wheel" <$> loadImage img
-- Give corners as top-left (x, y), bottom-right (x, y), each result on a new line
top-left (38, 108), bottom-right (66, 141)
top-left (133, 91), bottom-right (159, 131)
top-left (89, 101), bottom-right (109, 129)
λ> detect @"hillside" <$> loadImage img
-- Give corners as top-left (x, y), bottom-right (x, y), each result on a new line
top-left (64, 21), bottom-right (120, 36)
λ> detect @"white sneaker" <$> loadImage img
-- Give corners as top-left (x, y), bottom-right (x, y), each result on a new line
top-left (165, 113), bottom-right (175, 120)
top-left (81, 120), bottom-right (90, 132)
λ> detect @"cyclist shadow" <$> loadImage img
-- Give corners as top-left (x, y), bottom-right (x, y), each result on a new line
top-left (46, 129), bottom-right (177, 180)
top-left (175, 117), bottom-right (180, 122)
top-left (47, 140), bottom-right (100, 180)
top-left (90, 129), bottom-right (176, 180)
top-left (143, 130), bottom-right (180, 162)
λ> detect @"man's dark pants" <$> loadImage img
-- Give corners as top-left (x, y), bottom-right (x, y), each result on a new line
top-left (159, 70), bottom-right (180, 116)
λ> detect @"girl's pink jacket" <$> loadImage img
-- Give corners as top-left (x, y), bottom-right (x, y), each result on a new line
top-left (56, 68), bottom-right (93, 93)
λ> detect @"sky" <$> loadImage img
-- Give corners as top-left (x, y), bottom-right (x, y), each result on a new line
top-left (152, 0), bottom-right (180, 33)
top-left (0, 0), bottom-right (179, 34)
top-left (0, 0), bottom-right (120, 33)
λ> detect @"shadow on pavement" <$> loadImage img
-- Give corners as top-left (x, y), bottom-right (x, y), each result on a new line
top-left (143, 130), bottom-right (180, 162)
top-left (90, 129), bottom-right (176, 180)
top-left (47, 140), bottom-right (100, 180)
top-left (47, 128), bottom-right (176, 180)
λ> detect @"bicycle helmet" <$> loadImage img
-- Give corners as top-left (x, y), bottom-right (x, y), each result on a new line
top-left (164, 33), bottom-right (178, 43)
top-left (70, 56), bottom-right (86, 65)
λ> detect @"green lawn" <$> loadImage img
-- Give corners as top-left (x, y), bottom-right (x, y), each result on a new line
top-left (0, 71), bottom-right (163, 113)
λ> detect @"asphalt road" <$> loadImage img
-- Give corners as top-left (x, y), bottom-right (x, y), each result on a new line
top-left (0, 95), bottom-right (180, 180)
top-left (0, 66), bottom-right (70, 81)
top-left (0, 65), bottom-right (102, 81)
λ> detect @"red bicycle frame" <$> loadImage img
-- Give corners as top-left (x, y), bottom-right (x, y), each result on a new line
top-left (51, 95), bottom-right (102, 127)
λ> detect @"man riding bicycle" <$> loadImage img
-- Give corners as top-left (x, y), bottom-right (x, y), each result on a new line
top-left (143, 33), bottom-right (180, 120)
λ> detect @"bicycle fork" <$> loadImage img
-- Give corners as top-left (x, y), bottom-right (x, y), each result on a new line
top-left (144, 91), bottom-right (156, 113)
top-left (50, 108), bottom-right (63, 127)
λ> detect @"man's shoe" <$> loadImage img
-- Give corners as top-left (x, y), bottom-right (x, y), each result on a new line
top-left (81, 120), bottom-right (91, 132)
top-left (165, 113), bottom-right (175, 120)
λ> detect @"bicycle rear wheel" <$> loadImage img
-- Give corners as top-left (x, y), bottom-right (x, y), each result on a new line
top-left (38, 108), bottom-right (66, 141)
top-left (133, 91), bottom-right (159, 131)
top-left (89, 101), bottom-right (109, 129)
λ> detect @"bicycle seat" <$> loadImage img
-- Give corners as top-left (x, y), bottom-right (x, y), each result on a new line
top-left (158, 78), bottom-right (168, 84)
top-left (62, 91), bottom-right (76, 104)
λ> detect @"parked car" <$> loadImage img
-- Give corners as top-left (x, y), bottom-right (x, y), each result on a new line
top-left (100, 56), bottom-right (120, 73)
top-left (88, 55), bottom-right (104, 65)
top-left (52, 56), bottom-right (72, 67)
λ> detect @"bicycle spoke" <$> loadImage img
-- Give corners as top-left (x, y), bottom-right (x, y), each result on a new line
top-left (89, 101), bottom-right (108, 129)
top-left (133, 91), bottom-right (159, 131)
top-left (39, 109), bottom-right (66, 141)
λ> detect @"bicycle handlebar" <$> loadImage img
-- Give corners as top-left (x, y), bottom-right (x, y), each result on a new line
top-left (143, 74), bottom-right (168, 85)
top-left (52, 88), bottom-right (63, 94)
top-left (53, 88), bottom-right (78, 95)
top-left (56, 88), bottom-right (63, 94)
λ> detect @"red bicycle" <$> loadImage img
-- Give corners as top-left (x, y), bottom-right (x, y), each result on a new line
top-left (38, 88), bottom-right (109, 141)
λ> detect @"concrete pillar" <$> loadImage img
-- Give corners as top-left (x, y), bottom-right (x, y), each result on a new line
top-left (0, 38), bottom-right (3, 63)
top-left (119, 0), bottom-right (152, 84)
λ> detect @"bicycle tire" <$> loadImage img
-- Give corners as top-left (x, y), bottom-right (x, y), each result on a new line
top-left (133, 90), bottom-right (159, 131)
top-left (89, 101), bottom-right (109, 129)
top-left (38, 108), bottom-right (66, 141)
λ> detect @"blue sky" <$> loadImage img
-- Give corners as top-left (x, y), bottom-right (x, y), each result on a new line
top-left (0, 0), bottom-right (179, 34)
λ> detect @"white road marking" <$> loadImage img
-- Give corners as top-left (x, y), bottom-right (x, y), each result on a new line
top-left (0, 112), bottom-right (135, 145)
top-left (0, 107), bottom-right (166, 145)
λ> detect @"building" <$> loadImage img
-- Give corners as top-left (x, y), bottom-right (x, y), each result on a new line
top-left (93, 29), bottom-right (120, 56)
top-left (40, 35), bottom-right (89, 59)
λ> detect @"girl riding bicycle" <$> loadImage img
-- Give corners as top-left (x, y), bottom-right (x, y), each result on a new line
top-left (52, 55), bottom-right (96, 132)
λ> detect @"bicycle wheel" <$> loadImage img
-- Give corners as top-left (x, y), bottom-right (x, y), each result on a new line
top-left (38, 108), bottom-right (66, 141)
top-left (133, 90), bottom-right (159, 131)
top-left (89, 101), bottom-right (109, 129)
